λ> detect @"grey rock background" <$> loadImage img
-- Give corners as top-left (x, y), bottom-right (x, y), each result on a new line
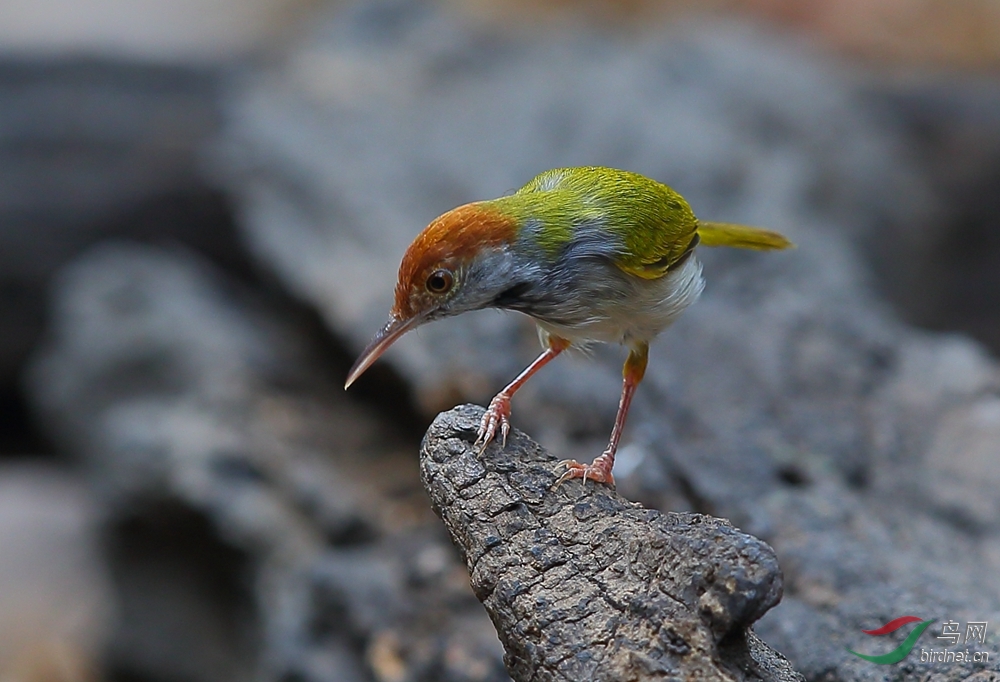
top-left (0, 60), bottom-right (228, 387)
top-left (212, 0), bottom-right (932, 415)
top-left (0, 463), bottom-right (113, 681)
top-left (209, 1), bottom-right (1000, 680)
top-left (4, 0), bottom-right (1000, 680)
top-left (29, 243), bottom-right (508, 681)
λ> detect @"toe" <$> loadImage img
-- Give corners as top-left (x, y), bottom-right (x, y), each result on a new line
top-left (475, 415), bottom-right (494, 448)
top-left (552, 459), bottom-right (614, 488)
top-left (553, 460), bottom-right (585, 487)
top-left (476, 397), bottom-right (511, 452)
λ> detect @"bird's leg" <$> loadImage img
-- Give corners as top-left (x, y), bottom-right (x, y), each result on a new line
top-left (476, 336), bottom-right (571, 452)
top-left (556, 342), bottom-right (649, 487)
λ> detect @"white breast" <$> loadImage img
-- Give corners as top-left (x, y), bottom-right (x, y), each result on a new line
top-left (536, 255), bottom-right (704, 348)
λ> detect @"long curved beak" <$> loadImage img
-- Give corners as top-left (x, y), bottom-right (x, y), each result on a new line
top-left (344, 315), bottom-right (419, 389)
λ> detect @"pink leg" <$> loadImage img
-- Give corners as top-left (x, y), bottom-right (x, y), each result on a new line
top-left (556, 342), bottom-right (649, 487)
top-left (476, 336), bottom-right (571, 451)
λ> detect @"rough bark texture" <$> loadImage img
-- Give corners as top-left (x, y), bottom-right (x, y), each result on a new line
top-left (421, 404), bottom-right (800, 681)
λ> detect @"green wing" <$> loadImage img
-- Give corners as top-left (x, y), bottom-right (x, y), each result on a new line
top-left (515, 167), bottom-right (700, 280)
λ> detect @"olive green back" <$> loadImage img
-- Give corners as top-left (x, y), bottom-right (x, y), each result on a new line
top-left (488, 167), bottom-right (699, 280)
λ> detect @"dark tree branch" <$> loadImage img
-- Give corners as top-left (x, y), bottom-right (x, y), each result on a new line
top-left (420, 404), bottom-right (802, 682)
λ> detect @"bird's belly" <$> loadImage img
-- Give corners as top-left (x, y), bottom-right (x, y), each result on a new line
top-left (534, 256), bottom-right (704, 347)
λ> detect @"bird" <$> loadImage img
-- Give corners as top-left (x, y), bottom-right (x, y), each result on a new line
top-left (345, 166), bottom-right (792, 486)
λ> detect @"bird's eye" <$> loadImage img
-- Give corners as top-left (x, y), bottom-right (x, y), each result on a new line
top-left (425, 269), bottom-right (454, 294)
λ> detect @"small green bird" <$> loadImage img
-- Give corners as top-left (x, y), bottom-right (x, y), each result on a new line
top-left (346, 167), bottom-right (792, 486)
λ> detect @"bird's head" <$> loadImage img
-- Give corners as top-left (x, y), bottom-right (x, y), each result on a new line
top-left (345, 202), bottom-right (520, 388)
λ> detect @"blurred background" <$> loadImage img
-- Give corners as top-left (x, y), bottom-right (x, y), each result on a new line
top-left (2, 1), bottom-right (1000, 681)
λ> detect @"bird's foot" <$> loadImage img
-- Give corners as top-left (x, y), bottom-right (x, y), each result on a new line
top-left (554, 451), bottom-right (616, 488)
top-left (476, 394), bottom-right (512, 452)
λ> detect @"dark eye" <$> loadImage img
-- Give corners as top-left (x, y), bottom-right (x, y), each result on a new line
top-left (425, 269), bottom-right (454, 294)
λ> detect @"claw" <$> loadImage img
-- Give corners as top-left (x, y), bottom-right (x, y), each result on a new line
top-left (476, 394), bottom-right (512, 453)
top-left (472, 342), bottom-right (567, 454)
top-left (553, 454), bottom-right (616, 488)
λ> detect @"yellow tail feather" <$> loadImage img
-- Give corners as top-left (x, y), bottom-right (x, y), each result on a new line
top-left (697, 221), bottom-right (793, 251)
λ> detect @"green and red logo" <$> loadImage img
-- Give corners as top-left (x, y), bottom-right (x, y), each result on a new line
top-left (848, 616), bottom-right (936, 664)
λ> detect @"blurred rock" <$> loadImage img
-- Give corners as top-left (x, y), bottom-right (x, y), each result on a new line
top-left (0, 59), bottom-right (237, 392)
top-left (211, 0), bottom-right (931, 414)
top-left (0, 0), bottom-right (315, 62)
top-left (28, 242), bottom-right (509, 682)
top-left (461, 0), bottom-right (1000, 70)
top-left (739, 0), bottom-right (1000, 70)
top-left (863, 79), bottom-right (1000, 353)
top-left (210, 1), bottom-right (1000, 679)
top-left (0, 463), bottom-right (113, 682)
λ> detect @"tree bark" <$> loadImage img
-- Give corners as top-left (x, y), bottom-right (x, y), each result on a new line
top-left (420, 404), bottom-right (802, 682)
